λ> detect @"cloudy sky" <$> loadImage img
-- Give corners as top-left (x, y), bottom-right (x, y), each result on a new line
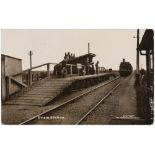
top-left (1, 29), bottom-right (145, 70)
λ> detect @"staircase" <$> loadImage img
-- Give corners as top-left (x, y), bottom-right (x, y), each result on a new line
top-left (5, 78), bottom-right (72, 106)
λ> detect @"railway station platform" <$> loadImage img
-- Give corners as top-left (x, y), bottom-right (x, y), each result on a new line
top-left (108, 73), bottom-right (153, 124)
top-left (5, 72), bottom-right (116, 106)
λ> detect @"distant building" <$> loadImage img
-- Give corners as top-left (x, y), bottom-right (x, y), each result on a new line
top-left (1, 54), bottom-right (22, 102)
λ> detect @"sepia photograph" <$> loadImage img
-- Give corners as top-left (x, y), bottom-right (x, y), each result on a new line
top-left (1, 29), bottom-right (154, 125)
top-left (1, 1), bottom-right (155, 155)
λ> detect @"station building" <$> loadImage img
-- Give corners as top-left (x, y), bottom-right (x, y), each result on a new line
top-left (1, 54), bottom-right (22, 102)
top-left (54, 53), bottom-right (97, 77)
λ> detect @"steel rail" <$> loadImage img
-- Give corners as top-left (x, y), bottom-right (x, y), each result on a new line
top-left (75, 82), bottom-right (121, 125)
top-left (20, 76), bottom-right (120, 125)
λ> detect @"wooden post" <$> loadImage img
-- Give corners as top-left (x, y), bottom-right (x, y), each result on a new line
top-left (70, 65), bottom-right (72, 75)
top-left (6, 76), bottom-right (11, 100)
top-left (47, 63), bottom-right (50, 78)
top-left (28, 69), bottom-right (32, 86)
top-left (146, 50), bottom-right (151, 88)
top-left (56, 70), bottom-right (58, 77)
top-left (136, 29), bottom-right (140, 73)
top-left (152, 49), bottom-right (154, 71)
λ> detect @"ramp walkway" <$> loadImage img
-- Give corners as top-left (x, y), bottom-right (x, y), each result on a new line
top-left (5, 73), bottom-right (114, 106)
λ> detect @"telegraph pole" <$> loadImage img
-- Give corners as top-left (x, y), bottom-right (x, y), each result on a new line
top-left (28, 50), bottom-right (33, 69)
top-left (28, 51), bottom-right (33, 86)
top-left (136, 29), bottom-right (140, 73)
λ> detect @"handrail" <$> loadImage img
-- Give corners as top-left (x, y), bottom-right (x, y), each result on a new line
top-left (23, 62), bottom-right (57, 72)
top-left (6, 76), bottom-right (28, 100)
top-left (12, 62), bottom-right (58, 77)
top-left (10, 77), bottom-right (28, 88)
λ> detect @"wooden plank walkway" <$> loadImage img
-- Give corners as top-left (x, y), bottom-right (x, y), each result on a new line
top-left (5, 73), bottom-right (112, 106)
top-left (5, 78), bottom-right (72, 106)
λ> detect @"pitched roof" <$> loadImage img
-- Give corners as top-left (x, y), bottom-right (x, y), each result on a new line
top-left (1, 54), bottom-right (22, 60)
top-left (68, 53), bottom-right (96, 63)
top-left (138, 29), bottom-right (154, 50)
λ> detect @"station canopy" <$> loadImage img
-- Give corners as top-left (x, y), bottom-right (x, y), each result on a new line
top-left (67, 53), bottom-right (96, 64)
top-left (138, 29), bottom-right (154, 51)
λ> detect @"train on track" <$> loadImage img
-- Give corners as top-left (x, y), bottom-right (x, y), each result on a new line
top-left (119, 59), bottom-right (133, 77)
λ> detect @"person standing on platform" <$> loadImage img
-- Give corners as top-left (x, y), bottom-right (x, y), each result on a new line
top-left (64, 52), bottom-right (67, 59)
top-left (85, 57), bottom-right (90, 74)
top-left (61, 57), bottom-right (67, 78)
top-left (73, 53), bottom-right (75, 58)
top-left (91, 64), bottom-right (95, 74)
top-left (68, 52), bottom-right (71, 60)
top-left (70, 53), bottom-right (73, 59)
top-left (95, 60), bottom-right (99, 74)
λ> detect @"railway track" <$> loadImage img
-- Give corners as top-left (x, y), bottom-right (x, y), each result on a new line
top-left (75, 82), bottom-right (121, 124)
top-left (20, 76), bottom-right (121, 125)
